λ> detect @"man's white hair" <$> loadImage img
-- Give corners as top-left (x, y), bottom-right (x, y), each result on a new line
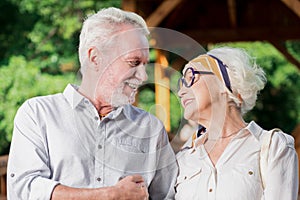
top-left (208, 47), bottom-right (267, 115)
top-left (78, 7), bottom-right (149, 74)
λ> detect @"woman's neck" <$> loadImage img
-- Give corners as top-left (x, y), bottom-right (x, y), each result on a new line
top-left (201, 105), bottom-right (246, 140)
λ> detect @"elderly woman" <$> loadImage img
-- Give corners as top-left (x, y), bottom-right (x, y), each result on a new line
top-left (175, 47), bottom-right (298, 200)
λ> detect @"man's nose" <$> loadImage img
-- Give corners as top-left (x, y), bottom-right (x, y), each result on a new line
top-left (135, 65), bottom-right (148, 81)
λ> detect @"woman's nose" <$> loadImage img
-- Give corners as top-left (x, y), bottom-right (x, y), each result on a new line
top-left (177, 87), bottom-right (187, 98)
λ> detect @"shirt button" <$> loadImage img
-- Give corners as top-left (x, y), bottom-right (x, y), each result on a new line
top-left (94, 116), bottom-right (99, 121)
top-left (84, 100), bottom-right (89, 104)
top-left (96, 177), bottom-right (101, 182)
top-left (248, 171), bottom-right (253, 175)
top-left (10, 173), bottom-right (15, 178)
top-left (209, 188), bottom-right (213, 192)
top-left (98, 144), bottom-right (102, 149)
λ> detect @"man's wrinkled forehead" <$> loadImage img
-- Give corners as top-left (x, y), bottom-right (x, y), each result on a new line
top-left (109, 28), bottom-right (149, 59)
top-left (114, 27), bottom-right (149, 48)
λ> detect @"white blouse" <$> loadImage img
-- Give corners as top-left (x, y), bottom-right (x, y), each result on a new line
top-left (175, 121), bottom-right (298, 200)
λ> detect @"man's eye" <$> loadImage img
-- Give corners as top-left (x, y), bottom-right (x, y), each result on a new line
top-left (128, 60), bottom-right (141, 67)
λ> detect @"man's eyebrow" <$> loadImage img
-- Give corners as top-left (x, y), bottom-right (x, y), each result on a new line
top-left (125, 55), bottom-right (149, 63)
top-left (125, 56), bottom-right (141, 60)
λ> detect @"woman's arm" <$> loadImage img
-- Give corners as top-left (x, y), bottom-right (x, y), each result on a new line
top-left (264, 132), bottom-right (299, 200)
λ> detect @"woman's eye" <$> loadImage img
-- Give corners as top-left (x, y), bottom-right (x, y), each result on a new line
top-left (128, 60), bottom-right (141, 67)
top-left (184, 71), bottom-right (193, 82)
top-left (186, 75), bottom-right (193, 82)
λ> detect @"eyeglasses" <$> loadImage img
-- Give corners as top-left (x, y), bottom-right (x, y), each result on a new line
top-left (178, 67), bottom-right (214, 90)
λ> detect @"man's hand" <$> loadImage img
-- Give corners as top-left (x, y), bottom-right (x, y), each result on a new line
top-left (113, 175), bottom-right (149, 200)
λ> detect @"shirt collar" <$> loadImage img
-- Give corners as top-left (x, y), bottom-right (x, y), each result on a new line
top-left (106, 106), bottom-right (124, 119)
top-left (180, 120), bottom-right (263, 152)
top-left (63, 84), bottom-right (128, 120)
top-left (179, 130), bottom-right (204, 151)
top-left (244, 120), bottom-right (264, 141)
top-left (63, 84), bottom-right (85, 109)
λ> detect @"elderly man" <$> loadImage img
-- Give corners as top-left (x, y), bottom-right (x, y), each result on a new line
top-left (7, 7), bottom-right (177, 200)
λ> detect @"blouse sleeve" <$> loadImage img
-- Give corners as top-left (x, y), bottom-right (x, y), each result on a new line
top-left (263, 131), bottom-right (299, 200)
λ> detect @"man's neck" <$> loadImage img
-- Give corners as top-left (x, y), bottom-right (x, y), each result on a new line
top-left (78, 85), bottom-right (114, 117)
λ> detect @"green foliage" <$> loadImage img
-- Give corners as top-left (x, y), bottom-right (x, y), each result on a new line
top-left (5, 0), bottom-right (121, 74)
top-left (169, 68), bottom-right (183, 134)
top-left (138, 87), bottom-right (156, 115)
top-left (0, 1), bottom-right (37, 63)
top-left (170, 92), bottom-right (182, 134)
top-left (286, 41), bottom-right (300, 62)
top-left (0, 56), bottom-right (76, 154)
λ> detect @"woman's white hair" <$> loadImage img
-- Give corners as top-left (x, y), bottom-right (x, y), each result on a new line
top-left (207, 47), bottom-right (267, 115)
top-left (78, 7), bottom-right (149, 74)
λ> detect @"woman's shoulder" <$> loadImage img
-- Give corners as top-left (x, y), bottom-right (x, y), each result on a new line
top-left (258, 127), bottom-right (296, 160)
top-left (247, 121), bottom-right (295, 149)
top-left (268, 129), bottom-right (295, 150)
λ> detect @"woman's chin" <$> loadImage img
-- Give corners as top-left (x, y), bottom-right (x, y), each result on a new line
top-left (183, 110), bottom-right (193, 121)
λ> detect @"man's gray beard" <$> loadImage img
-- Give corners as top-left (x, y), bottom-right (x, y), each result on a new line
top-left (111, 84), bottom-right (135, 107)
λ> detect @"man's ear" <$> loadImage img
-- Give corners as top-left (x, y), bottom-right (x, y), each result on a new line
top-left (88, 46), bottom-right (101, 71)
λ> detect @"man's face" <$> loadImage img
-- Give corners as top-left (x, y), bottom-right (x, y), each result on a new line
top-left (95, 27), bottom-right (149, 107)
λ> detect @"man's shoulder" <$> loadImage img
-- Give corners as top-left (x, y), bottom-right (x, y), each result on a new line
top-left (14, 93), bottom-right (66, 122)
top-left (124, 105), bottom-right (161, 120)
top-left (122, 105), bottom-right (165, 130)
top-left (19, 93), bottom-right (65, 113)
top-left (26, 93), bottom-right (64, 105)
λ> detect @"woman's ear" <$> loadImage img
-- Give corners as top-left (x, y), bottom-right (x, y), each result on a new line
top-left (88, 47), bottom-right (101, 71)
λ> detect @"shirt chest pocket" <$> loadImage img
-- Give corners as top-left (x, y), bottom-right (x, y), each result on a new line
top-left (220, 164), bottom-right (263, 197)
top-left (114, 136), bottom-right (149, 153)
top-left (175, 167), bottom-right (205, 199)
top-left (230, 164), bottom-right (261, 183)
top-left (175, 168), bottom-right (202, 191)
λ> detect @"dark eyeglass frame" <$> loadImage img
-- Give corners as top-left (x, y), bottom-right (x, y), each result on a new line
top-left (178, 67), bottom-right (214, 90)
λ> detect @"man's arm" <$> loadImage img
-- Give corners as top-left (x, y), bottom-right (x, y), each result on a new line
top-left (148, 129), bottom-right (178, 199)
top-left (51, 175), bottom-right (148, 200)
top-left (7, 100), bottom-right (59, 199)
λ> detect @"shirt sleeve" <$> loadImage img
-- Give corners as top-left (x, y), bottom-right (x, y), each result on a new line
top-left (148, 128), bottom-right (178, 200)
top-left (7, 100), bottom-right (59, 200)
top-left (264, 132), bottom-right (299, 200)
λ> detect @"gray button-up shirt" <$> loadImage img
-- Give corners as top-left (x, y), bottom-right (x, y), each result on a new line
top-left (7, 84), bottom-right (178, 200)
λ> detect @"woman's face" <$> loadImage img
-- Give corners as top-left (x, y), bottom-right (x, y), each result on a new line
top-left (178, 62), bottom-right (222, 123)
